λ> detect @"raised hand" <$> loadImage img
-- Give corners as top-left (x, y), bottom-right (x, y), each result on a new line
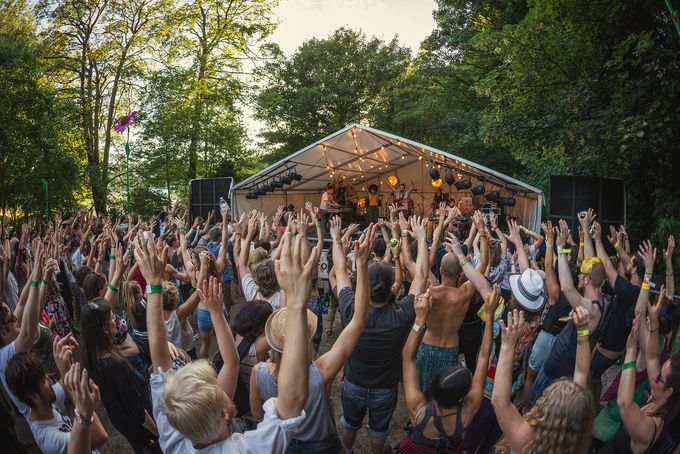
top-left (541, 220), bottom-right (554, 244)
top-left (275, 231), bottom-right (317, 307)
top-left (53, 333), bottom-right (78, 379)
top-left (647, 285), bottom-right (666, 330)
top-left (196, 276), bottom-right (224, 315)
top-left (556, 219), bottom-right (570, 248)
top-left (63, 363), bottom-right (100, 421)
top-left (578, 208), bottom-right (596, 229)
top-left (664, 235), bottom-right (675, 266)
top-left (408, 216), bottom-right (426, 241)
top-left (133, 233), bottom-right (166, 284)
top-left (329, 216), bottom-right (342, 240)
top-left (591, 221), bottom-right (602, 240)
top-left (485, 284), bottom-right (502, 322)
top-left (489, 212), bottom-right (498, 230)
top-left (571, 306), bottom-right (590, 330)
top-left (500, 309), bottom-right (525, 347)
top-left (637, 240), bottom-right (656, 273)
top-left (343, 223), bottom-right (360, 239)
top-left (437, 202), bottom-right (447, 218)
top-left (506, 219), bottom-right (522, 245)
top-left (414, 288), bottom-right (432, 324)
top-left (626, 315), bottom-right (639, 351)
top-left (398, 212), bottom-right (409, 232)
top-left (355, 223), bottom-right (377, 264)
top-left (445, 232), bottom-right (466, 260)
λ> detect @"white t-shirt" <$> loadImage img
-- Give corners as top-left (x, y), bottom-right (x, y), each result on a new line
top-left (3, 271), bottom-right (19, 311)
top-left (29, 383), bottom-right (100, 454)
top-left (0, 341), bottom-right (30, 419)
top-left (151, 370), bottom-right (305, 454)
top-left (71, 248), bottom-right (84, 270)
top-left (320, 192), bottom-right (332, 211)
top-left (241, 273), bottom-right (281, 309)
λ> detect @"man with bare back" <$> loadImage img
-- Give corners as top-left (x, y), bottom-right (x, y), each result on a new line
top-left (402, 211), bottom-right (489, 392)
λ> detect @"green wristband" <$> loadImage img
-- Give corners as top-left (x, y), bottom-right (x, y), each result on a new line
top-left (30, 280), bottom-right (39, 288)
top-left (108, 255), bottom-right (115, 260)
top-left (622, 361), bottom-right (636, 371)
top-left (178, 226), bottom-right (186, 231)
top-left (147, 284), bottom-right (163, 294)
top-left (41, 278), bottom-right (48, 284)
top-left (107, 283), bottom-right (118, 293)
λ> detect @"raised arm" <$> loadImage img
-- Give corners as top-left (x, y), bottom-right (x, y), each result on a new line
top-left (402, 290), bottom-right (432, 417)
top-left (390, 240), bottom-right (403, 296)
top-left (521, 225), bottom-right (544, 250)
top-left (593, 222), bottom-right (618, 288)
top-left (663, 235), bottom-right (675, 299)
top-left (134, 234), bottom-right (171, 373)
top-left (465, 285), bottom-right (500, 417)
top-left (491, 310), bottom-right (533, 452)
top-left (635, 240), bottom-right (656, 352)
top-left (198, 277), bottom-right (239, 398)
top-left (505, 219), bottom-right (530, 272)
top-left (407, 216), bottom-right (429, 296)
top-left (237, 215), bottom-right (258, 278)
top-left (429, 203), bottom-right (448, 267)
top-left (617, 316), bottom-right (660, 447)
top-left (556, 220), bottom-right (594, 317)
top-left (64, 363), bottom-right (108, 454)
top-left (215, 218), bottom-right (229, 274)
top-left (316, 224), bottom-right (376, 383)
top-left (104, 245), bottom-right (124, 306)
top-left (577, 209), bottom-right (596, 259)
top-left (330, 216), bottom-right (351, 290)
top-left (446, 233), bottom-right (492, 302)
top-left (273, 226), bottom-right (320, 419)
top-left (15, 244), bottom-right (44, 353)
top-left (472, 212), bottom-right (490, 274)
top-left (572, 306), bottom-right (592, 388)
top-left (541, 221), bottom-right (560, 302)
top-left (645, 289), bottom-right (666, 386)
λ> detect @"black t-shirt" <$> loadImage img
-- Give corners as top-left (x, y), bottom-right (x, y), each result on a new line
top-left (543, 299), bottom-right (601, 379)
top-left (339, 287), bottom-right (415, 388)
top-left (597, 276), bottom-right (640, 352)
top-left (99, 356), bottom-right (157, 447)
top-left (540, 293), bottom-right (572, 335)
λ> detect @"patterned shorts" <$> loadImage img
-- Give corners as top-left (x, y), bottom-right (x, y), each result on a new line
top-left (416, 343), bottom-right (460, 393)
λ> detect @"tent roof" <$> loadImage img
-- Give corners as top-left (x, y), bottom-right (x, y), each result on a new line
top-left (233, 124), bottom-right (542, 196)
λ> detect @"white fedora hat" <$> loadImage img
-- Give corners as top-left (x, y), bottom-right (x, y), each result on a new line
top-left (509, 269), bottom-right (547, 312)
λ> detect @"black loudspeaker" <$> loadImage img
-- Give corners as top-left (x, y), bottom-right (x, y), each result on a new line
top-left (188, 177), bottom-right (233, 224)
top-left (549, 176), bottom-right (625, 247)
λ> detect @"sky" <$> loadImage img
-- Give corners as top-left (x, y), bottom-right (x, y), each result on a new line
top-left (243, 0), bottom-right (438, 136)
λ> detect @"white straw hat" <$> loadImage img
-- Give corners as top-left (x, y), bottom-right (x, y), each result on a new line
top-left (509, 269), bottom-right (547, 312)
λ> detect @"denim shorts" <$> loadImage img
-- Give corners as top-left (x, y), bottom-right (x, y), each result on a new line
top-left (286, 433), bottom-right (342, 454)
top-left (530, 366), bottom-right (556, 406)
top-left (196, 307), bottom-right (229, 331)
top-left (340, 379), bottom-right (398, 438)
top-left (528, 330), bottom-right (557, 372)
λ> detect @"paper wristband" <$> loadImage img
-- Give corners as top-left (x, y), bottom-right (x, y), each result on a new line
top-left (30, 280), bottom-right (39, 288)
top-left (107, 284), bottom-right (118, 293)
top-left (147, 284), bottom-right (163, 294)
top-left (577, 329), bottom-right (590, 337)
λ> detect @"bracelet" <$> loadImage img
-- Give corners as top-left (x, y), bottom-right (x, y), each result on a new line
top-left (291, 232), bottom-right (297, 236)
top-left (557, 247), bottom-right (571, 255)
top-left (401, 233), bottom-right (408, 238)
top-left (577, 337), bottom-right (589, 344)
top-left (41, 278), bottom-right (48, 284)
top-left (622, 361), bottom-right (636, 371)
top-left (579, 242), bottom-right (585, 247)
top-left (577, 328), bottom-right (590, 337)
top-left (641, 283), bottom-right (651, 290)
top-left (30, 280), bottom-right (39, 288)
top-left (333, 239), bottom-right (342, 244)
top-left (107, 283), bottom-right (118, 293)
top-left (459, 257), bottom-right (470, 267)
top-left (146, 284), bottom-right (163, 294)
top-left (108, 255), bottom-right (115, 260)
top-left (649, 325), bottom-right (658, 333)
top-left (613, 241), bottom-right (620, 249)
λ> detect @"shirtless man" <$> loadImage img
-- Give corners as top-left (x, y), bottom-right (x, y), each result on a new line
top-left (400, 211), bottom-right (489, 392)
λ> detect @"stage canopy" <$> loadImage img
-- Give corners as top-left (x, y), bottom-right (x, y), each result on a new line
top-left (231, 124), bottom-right (544, 230)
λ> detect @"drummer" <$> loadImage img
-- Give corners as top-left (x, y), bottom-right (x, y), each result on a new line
top-left (320, 183), bottom-right (341, 229)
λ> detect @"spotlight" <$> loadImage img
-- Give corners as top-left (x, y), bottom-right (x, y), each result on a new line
top-left (272, 179), bottom-right (284, 188)
top-left (279, 175), bottom-right (292, 185)
top-left (486, 190), bottom-right (500, 202)
top-left (245, 191), bottom-right (257, 200)
top-left (387, 175), bottom-right (399, 187)
top-left (261, 184), bottom-right (271, 193)
top-left (444, 173), bottom-right (455, 185)
top-left (455, 179), bottom-right (472, 190)
top-left (472, 185), bottom-right (485, 196)
top-left (431, 178), bottom-right (443, 188)
top-left (499, 196), bottom-right (517, 207)
top-left (429, 167), bottom-right (440, 181)
top-left (289, 170), bottom-right (302, 181)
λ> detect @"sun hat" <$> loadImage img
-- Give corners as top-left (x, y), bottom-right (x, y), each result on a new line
top-left (509, 268), bottom-right (547, 312)
top-left (265, 308), bottom-right (318, 353)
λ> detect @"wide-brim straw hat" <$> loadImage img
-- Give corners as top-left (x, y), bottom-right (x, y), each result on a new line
top-left (265, 308), bottom-right (318, 353)
top-left (509, 268), bottom-right (547, 312)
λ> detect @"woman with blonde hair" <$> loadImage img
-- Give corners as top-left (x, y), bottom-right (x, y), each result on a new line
top-left (491, 307), bottom-right (594, 454)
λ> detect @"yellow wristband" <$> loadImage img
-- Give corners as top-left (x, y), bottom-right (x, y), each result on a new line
top-left (613, 241), bottom-right (620, 249)
top-left (577, 329), bottom-right (590, 337)
top-left (579, 242), bottom-right (585, 247)
top-left (641, 283), bottom-right (651, 290)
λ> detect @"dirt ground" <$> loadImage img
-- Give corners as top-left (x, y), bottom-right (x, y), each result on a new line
top-left (97, 297), bottom-right (411, 454)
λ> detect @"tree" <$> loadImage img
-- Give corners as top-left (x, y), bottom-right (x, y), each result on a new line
top-left (0, 0), bottom-right (79, 218)
top-left (254, 28), bottom-right (412, 160)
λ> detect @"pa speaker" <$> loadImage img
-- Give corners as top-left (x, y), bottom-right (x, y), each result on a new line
top-left (189, 177), bottom-right (233, 224)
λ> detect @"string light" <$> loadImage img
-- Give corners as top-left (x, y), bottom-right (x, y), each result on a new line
top-left (419, 156), bottom-right (423, 160)
top-left (401, 155), bottom-right (405, 159)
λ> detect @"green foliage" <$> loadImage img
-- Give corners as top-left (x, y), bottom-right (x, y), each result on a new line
top-left (0, 0), bottom-right (80, 219)
top-left (254, 28), bottom-right (411, 160)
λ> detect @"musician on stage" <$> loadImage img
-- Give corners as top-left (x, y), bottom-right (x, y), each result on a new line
top-left (320, 183), bottom-right (341, 230)
top-left (392, 180), bottom-right (414, 217)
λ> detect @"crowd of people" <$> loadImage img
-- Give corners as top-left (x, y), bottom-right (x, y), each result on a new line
top-left (0, 201), bottom-right (678, 454)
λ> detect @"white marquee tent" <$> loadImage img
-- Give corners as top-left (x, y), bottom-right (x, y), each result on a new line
top-left (231, 124), bottom-right (544, 230)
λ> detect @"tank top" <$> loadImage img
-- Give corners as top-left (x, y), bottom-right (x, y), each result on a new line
top-left (238, 341), bottom-right (258, 389)
top-left (165, 311), bottom-right (194, 352)
top-left (400, 401), bottom-right (466, 453)
top-left (255, 361), bottom-right (335, 442)
top-left (599, 421), bottom-right (657, 454)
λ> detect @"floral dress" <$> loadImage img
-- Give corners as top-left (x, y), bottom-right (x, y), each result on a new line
top-left (45, 285), bottom-right (73, 338)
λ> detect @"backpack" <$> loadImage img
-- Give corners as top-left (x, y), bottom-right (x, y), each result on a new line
top-left (212, 337), bottom-right (255, 417)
